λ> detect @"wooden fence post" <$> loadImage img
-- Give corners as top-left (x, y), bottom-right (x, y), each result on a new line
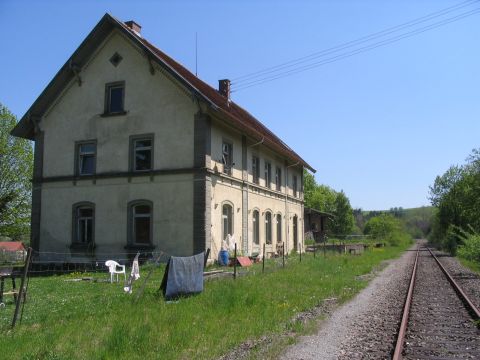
top-left (262, 244), bottom-right (265, 273)
top-left (11, 247), bottom-right (32, 328)
top-left (233, 243), bottom-right (237, 280)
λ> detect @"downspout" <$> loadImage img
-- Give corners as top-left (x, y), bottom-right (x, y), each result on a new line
top-left (243, 136), bottom-right (264, 255)
top-left (285, 161), bottom-right (300, 254)
top-left (248, 136), bottom-right (264, 149)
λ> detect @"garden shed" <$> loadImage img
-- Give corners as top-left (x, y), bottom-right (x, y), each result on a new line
top-left (0, 242), bottom-right (27, 264)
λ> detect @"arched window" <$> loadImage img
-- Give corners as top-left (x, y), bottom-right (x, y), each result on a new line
top-left (72, 202), bottom-right (95, 245)
top-left (293, 215), bottom-right (298, 251)
top-left (128, 200), bottom-right (153, 245)
top-left (222, 203), bottom-right (233, 241)
top-left (253, 210), bottom-right (260, 245)
top-left (276, 213), bottom-right (282, 244)
top-left (265, 211), bottom-right (272, 245)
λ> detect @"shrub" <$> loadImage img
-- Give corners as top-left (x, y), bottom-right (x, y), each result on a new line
top-left (364, 214), bottom-right (412, 247)
top-left (457, 229), bottom-right (480, 262)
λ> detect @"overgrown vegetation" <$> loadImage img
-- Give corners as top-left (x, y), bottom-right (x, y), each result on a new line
top-left (429, 148), bottom-right (480, 260)
top-left (0, 103), bottom-right (33, 241)
top-left (363, 213), bottom-right (412, 247)
top-left (0, 246), bottom-right (408, 359)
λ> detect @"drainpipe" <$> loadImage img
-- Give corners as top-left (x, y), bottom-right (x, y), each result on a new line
top-left (248, 136), bottom-right (264, 149)
top-left (285, 161), bottom-right (300, 254)
top-left (243, 137), bottom-right (264, 255)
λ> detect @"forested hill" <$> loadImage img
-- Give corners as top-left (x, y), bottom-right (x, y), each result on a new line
top-left (353, 206), bottom-right (434, 239)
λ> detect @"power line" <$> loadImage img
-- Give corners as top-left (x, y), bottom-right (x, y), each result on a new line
top-left (232, 0), bottom-right (479, 85)
top-left (231, 6), bottom-right (480, 92)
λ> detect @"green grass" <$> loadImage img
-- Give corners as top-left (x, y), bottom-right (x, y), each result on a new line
top-left (458, 257), bottom-right (480, 274)
top-left (0, 245), bottom-right (408, 359)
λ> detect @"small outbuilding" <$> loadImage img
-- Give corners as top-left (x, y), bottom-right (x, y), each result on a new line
top-left (304, 208), bottom-right (334, 243)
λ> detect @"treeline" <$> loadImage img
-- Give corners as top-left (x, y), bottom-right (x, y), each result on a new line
top-left (429, 148), bottom-right (480, 261)
top-left (354, 207), bottom-right (433, 239)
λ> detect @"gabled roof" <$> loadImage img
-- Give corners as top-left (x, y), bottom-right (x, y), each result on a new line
top-left (305, 207), bottom-right (335, 218)
top-left (11, 13), bottom-right (315, 172)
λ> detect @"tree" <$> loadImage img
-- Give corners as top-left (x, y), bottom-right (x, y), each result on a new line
top-left (364, 214), bottom-right (400, 239)
top-left (332, 190), bottom-right (354, 235)
top-left (303, 170), bottom-right (355, 236)
top-left (429, 148), bottom-right (480, 252)
top-left (303, 169), bottom-right (316, 199)
top-left (0, 103), bottom-right (33, 239)
top-left (307, 184), bottom-right (337, 214)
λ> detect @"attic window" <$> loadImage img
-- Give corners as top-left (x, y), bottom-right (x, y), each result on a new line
top-left (103, 81), bottom-right (126, 115)
top-left (110, 52), bottom-right (123, 67)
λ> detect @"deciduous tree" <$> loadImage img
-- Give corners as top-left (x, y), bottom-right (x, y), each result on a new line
top-left (0, 103), bottom-right (33, 239)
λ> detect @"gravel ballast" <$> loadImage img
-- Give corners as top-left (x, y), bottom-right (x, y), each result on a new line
top-left (279, 244), bottom-right (480, 360)
top-left (280, 246), bottom-right (416, 360)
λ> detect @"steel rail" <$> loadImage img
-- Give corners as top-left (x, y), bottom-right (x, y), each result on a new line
top-left (427, 247), bottom-right (480, 320)
top-left (392, 245), bottom-right (420, 360)
top-left (393, 245), bottom-right (480, 360)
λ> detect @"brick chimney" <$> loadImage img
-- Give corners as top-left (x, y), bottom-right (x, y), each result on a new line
top-left (125, 20), bottom-right (142, 35)
top-left (218, 79), bottom-right (231, 101)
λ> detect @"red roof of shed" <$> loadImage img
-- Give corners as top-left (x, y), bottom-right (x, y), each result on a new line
top-left (11, 14), bottom-right (315, 172)
top-left (0, 242), bottom-right (26, 252)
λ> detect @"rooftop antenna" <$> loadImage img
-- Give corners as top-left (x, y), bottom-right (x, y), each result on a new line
top-left (195, 32), bottom-right (198, 77)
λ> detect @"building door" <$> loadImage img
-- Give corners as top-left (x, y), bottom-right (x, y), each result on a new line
top-left (293, 215), bottom-right (298, 251)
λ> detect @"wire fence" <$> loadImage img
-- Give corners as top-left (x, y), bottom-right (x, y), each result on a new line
top-left (0, 241), bottom-right (364, 330)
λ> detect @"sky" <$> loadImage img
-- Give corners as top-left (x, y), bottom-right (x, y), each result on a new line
top-left (1, 0), bottom-right (479, 210)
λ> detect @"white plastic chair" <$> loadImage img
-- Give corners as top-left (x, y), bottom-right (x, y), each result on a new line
top-left (105, 260), bottom-right (126, 283)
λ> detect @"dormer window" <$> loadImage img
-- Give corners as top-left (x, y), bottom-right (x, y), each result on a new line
top-left (104, 81), bottom-right (125, 115)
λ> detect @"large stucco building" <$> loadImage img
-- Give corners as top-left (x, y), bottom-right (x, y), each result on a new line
top-left (12, 14), bottom-right (315, 263)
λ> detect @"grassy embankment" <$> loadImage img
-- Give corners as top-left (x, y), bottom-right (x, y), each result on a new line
top-left (0, 244), bottom-right (409, 359)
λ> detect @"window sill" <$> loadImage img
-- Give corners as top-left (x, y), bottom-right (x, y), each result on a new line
top-left (124, 244), bottom-right (156, 251)
top-left (70, 243), bottom-right (96, 251)
top-left (130, 169), bottom-right (153, 173)
top-left (100, 111), bottom-right (128, 118)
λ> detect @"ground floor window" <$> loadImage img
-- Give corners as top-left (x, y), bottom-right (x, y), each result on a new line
top-left (293, 215), bottom-right (298, 250)
top-left (73, 203), bottom-right (94, 245)
top-left (253, 210), bottom-right (260, 245)
top-left (222, 203), bottom-right (233, 241)
top-left (265, 211), bottom-right (272, 244)
top-left (276, 213), bottom-right (282, 244)
top-left (129, 201), bottom-right (152, 245)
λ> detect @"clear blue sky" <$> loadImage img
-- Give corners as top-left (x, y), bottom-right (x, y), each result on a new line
top-left (1, 0), bottom-right (479, 210)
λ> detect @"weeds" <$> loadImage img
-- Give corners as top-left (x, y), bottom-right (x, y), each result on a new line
top-left (0, 245), bottom-right (408, 359)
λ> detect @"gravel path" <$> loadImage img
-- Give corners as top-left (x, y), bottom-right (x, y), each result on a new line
top-left (279, 246), bottom-right (416, 360)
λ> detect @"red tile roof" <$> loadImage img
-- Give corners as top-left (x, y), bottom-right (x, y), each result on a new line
top-left (11, 14), bottom-right (314, 172)
top-left (0, 242), bottom-right (26, 252)
top-left (116, 19), bottom-right (315, 172)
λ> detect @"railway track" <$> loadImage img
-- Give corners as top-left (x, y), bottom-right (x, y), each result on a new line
top-left (393, 245), bottom-right (480, 359)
